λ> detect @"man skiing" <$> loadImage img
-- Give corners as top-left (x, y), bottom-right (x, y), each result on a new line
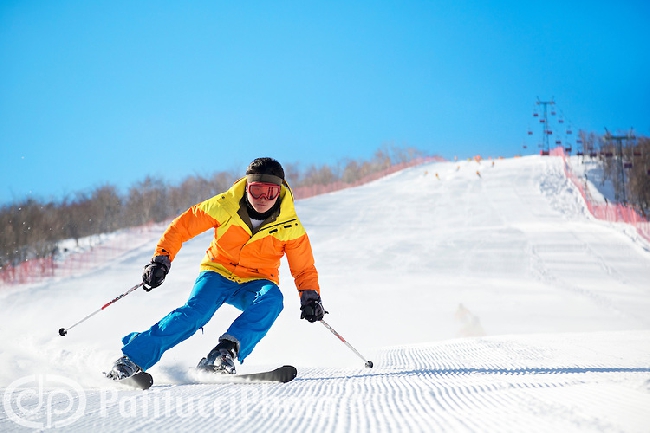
top-left (107, 157), bottom-right (325, 380)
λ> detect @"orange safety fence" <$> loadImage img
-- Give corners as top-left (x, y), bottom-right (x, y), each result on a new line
top-left (292, 156), bottom-right (443, 200)
top-left (0, 223), bottom-right (165, 286)
top-left (550, 147), bottom-right (650, 243)
top-left (1, 157), bottom-right (443, 286)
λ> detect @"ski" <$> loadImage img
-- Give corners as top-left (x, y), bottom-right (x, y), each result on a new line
top-left (106, 371), bottom-right (154, 390)
top-left (190, 365), bottom-right (297, 384)
top-left (104, 365), bottom-right (296, 389)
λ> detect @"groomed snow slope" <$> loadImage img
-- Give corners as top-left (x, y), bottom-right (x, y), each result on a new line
top-left (1, 156), bottom-right (649, 432)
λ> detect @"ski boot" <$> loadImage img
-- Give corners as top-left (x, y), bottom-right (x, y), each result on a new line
top-left (197, 340), bottom-right (237, 374)
top-left (106, 355), bottom-right (142, 381)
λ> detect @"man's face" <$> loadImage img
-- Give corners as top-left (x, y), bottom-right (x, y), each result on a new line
top-left (246, 182), bottom-right (280, 214)
top-left (247, 192), bottom-right (278, 214)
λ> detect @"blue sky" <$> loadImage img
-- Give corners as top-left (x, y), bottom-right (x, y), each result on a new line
top-left (1, 0), bottom-right (649, 204)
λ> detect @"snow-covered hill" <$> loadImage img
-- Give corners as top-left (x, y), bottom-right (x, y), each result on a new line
top-left (2, 156), bottom-right (649, 432)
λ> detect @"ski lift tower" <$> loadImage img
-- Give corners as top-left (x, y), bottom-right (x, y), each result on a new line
top-left (536, 97), bottom-right (555, 155)
top-left (604, 128), bottom-right (636, 204)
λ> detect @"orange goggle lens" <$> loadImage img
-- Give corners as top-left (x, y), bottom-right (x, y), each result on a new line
top-left (247, 182), bottom-right (281, 200)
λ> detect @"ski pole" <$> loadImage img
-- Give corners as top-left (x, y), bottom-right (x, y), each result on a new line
top-left (58, 282), bottom-right (143, 336)
top-left (320, 319), bottom-right (374, 368)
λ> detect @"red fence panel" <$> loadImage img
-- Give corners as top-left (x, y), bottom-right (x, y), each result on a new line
top-left (0, 223), bottom-right (164, 287)
top-left (551, 147), bottom-right (650, 243)
top-left (292, 157), bottom-right (441, 200)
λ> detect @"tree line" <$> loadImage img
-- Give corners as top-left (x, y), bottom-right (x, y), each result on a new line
top-left (0, 146), bottom-right (429, 271)
top-left (578, 131), bottom-right (650, 216)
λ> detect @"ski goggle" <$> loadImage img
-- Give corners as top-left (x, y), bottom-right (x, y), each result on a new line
top-left (247, 182), bottom-right (281, 200)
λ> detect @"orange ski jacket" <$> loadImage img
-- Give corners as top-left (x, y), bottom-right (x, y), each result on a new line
top-left (153, 177), bottom-right (319, 294)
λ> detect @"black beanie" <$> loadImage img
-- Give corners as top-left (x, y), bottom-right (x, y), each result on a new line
top-left (246, 157), bottom-right (285, 185)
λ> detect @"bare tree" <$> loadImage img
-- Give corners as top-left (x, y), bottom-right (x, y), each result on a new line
top-left (125, 176), bottom-right (168, 226)
top-left (284, 162), bottom-right (301, 187)
top-left (627, 136), bottom-right (650, 216)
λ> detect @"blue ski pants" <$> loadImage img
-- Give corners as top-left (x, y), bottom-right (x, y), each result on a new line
top-left (121, 271), bottom-right (284, 371)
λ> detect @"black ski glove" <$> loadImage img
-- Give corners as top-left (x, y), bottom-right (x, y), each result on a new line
top-left (142, 255), bottom-right (171, 291)
top-left (300, 290), bottom-right (326, 323)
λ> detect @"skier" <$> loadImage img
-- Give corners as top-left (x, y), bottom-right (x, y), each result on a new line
top-left (107, 157), bottom-right (325, 380)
